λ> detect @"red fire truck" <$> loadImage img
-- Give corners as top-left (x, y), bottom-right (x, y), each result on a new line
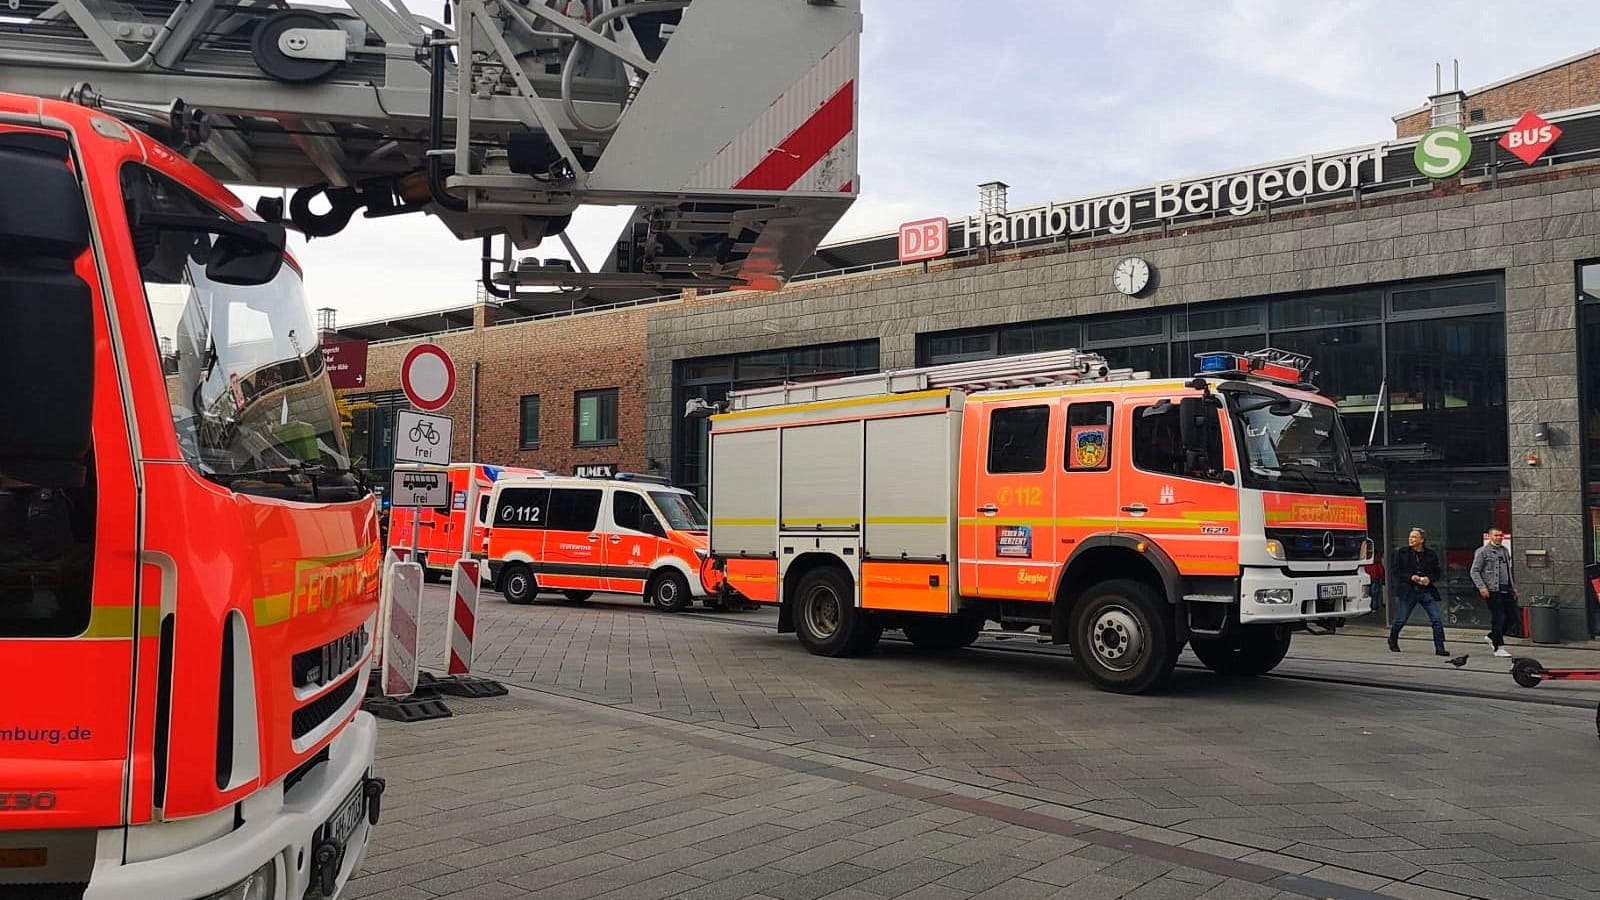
top-left (388, 463), bottom-right (547, 580)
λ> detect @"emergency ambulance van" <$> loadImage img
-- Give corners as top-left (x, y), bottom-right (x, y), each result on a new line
top-left (700, 348), bottom-right (1372, 694)
top-left (484, 475), bottom-right (717, 611)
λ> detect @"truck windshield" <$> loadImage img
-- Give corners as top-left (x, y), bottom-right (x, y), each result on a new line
top-left (123, 165), bottom-right (358, 501)
top-left (650, 491), bottom-right (708, 531)
top-left (1226, 390), bottom-right (1361, 497)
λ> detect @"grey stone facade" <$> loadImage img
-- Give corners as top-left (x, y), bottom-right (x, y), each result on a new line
top-left (645, 167), bottom-right (1600, 638)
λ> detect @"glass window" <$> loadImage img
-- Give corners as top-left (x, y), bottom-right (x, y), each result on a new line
top-left (650, 491), bottom-right (708, 531)
top-left (1385, 314), bottom-right (1506, 466)
top-left (477, 494), bottom-right (492, 526)
top-left (735, 352), bottom-right (787, 381)
top-left (1065, 403), bottom-right (1112, 471)
top-left (0, 478), bottom-right (95, 638)
top-left (613, 490), bottom-right (660, 536)
top-left (1228, 391), bottom-right (1361, 496)
top-left (1085, 313), bottom-right (1165, 343)
top-left (1132, 402), bottom-right (1227, 482)
top-left (493, 486), bottom-right (551, 529)
top-left (1390, 281), bottom-right (1498, 314)
top-left (125, 164), bottom-right (356, 501)
top-left (1099, 343), bottom-right (1169, 378)
top-left (1270, 290), bottom-right (1382, 328)
top-left (519, 395), bottom-right (540, 449)
top-left (547, 488), bottom-right (602, 532)
top-left (1001, 322), bottom-right (1081, 356)
top-left (1271, 325), bottom-right (1383, 447)
top-left (924, 332), bottom-right (996, 364)
top-left (987, 406), bottom-right (1050, 474)
top-left (1172, 304), bottom-right (1262, 335)
top-left (574, 389), bottom-right (618, 446)
top-left (1582, 262), bottom-right (1600, 302)
top-left (681, 358), bottom-right (732, 383)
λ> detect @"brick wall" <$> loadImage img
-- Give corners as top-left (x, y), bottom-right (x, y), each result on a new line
top-left (645, 164), bottom-right (1600, 639)
top-left (1396, 53), bottom-right (1600, 137)
top-left (359, 304), bottom-right (657, 476)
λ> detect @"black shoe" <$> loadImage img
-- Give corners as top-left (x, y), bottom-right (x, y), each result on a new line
top-left (1388, 640), bottom-right (1400, 652)
top-left (1435, 647), bottom-right (1450, 657)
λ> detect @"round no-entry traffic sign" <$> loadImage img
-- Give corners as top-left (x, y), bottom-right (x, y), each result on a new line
top-left (401, 344), bottom-right (456, 411)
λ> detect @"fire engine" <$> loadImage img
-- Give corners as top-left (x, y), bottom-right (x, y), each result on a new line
top-left (0, 1), bottom-right (862, 896)
top-left (387, 462), bottom-right (547, 581)
top-left (701, 348), bottom-right (1373, 694)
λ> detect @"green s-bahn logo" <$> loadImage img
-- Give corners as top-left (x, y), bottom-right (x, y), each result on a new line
top-left (1414, 125), bottom-right (1472, 179)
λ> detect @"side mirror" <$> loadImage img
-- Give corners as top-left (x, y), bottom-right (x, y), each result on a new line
top-left (206, 223), bottom-right (287, 286)
top-left (0, 136), bottom-right (94, 488)
top-left (133, 210), bottom-right (287, 286)
top-left (1141, 398), bottom-right (1173, 418)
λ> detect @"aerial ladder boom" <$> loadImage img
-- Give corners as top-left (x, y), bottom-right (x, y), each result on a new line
top-left (0, 0), bottom-right (861, 300)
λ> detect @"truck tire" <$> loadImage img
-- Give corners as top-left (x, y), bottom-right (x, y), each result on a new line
top-left (1070, 579), bottom-right (1180, 694)
top-left (903, 615), bottom-right (983, 651)
top-left (1191, 626), bottom-right (1292, 676)
top-left (793, 566), bottom-right (878, 657)
top-left (502, 564), bottom-right (538, 605)
top-left (648, 570), bottom-right (692, 612)
top-left (562, 591), bottom-right (594, 604)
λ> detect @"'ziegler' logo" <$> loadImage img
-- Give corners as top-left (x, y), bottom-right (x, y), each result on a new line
top-left (1016, 570), bottom-right (1047, 586)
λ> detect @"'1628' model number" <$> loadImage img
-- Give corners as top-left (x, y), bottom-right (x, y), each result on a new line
top-left (1200, 526), bottom-right (1231, 535)
top-left (0, 792), bottom-right (57, 810)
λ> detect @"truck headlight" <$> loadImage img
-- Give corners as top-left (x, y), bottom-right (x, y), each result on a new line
top-left (1361, 539), bottom-right (1374, 562)
top-left (202, 861), bottom-right (275, 900)
top-left (1263, 539), bottom-right (1285, 561)
top-left (1254, 588), bottom-right (1295, 605)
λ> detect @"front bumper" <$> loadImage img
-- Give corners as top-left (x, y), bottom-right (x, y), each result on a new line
top-left (1238, 566), bottom-right (1370, 624)
top-left (84, 713), bottom-right (380, 900)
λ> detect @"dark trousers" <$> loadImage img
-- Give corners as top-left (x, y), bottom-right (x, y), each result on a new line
top-left (1486, 591), bottom-right (1517, 648)
top-left (1390, 588), bottom-right (1446, 648)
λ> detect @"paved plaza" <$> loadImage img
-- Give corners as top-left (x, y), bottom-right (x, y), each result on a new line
top-left (349, 589), bottom-right (1600, 900)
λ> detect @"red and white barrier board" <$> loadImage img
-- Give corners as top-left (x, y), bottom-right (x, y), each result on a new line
top-left (447, 559), bottom-right (481, 676)
top-left (381, 561), bottom-right (423, 697)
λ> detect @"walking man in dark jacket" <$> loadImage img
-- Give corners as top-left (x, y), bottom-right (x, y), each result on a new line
top-left (1471, 527), bottom-right (1517, 658)
top-left (1389, 527), bottom-right (1449, 656)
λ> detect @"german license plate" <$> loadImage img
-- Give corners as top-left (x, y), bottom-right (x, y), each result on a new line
top-left (321, 782), bottom-right (367, 849)
top-left (1317, 583), bottom-right (1346, 600)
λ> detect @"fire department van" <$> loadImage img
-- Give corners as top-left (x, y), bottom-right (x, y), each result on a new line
top-left (701, 348), bottom-right (1372, 694)
top-left (485, 475), bottom-right (717, 611)
top-left (388, 462), bottom-right (546, 580)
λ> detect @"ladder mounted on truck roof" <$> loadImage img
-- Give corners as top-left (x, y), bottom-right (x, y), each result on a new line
top-left (0, 0), bottom-right (861, 304)
top-left (718, 348), bottom-right (1154, 413)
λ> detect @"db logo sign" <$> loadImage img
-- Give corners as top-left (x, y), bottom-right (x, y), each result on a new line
top-left (898, 217), bottom-right (948, 263)
top-left (1499, 110), bottom-right (1561, 166)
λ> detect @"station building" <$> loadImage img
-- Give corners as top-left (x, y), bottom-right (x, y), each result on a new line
top-left (337, 51), bottom-right (1600, 638)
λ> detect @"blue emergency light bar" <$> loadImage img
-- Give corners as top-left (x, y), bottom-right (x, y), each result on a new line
top-left (1193, 349), bottom-right (1314, 387)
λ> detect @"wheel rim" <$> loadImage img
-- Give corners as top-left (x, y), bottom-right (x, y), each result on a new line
top-left (1089, 604), bottom-right (1146, 672)
top-left (507, 574), bottom-right (527, 598)
top-left (803, 585), bottom-right (841, 640)
top-left (656, 578), bottom-right (679, 606)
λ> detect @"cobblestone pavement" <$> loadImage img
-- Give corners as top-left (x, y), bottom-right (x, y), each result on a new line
top-left (349, 588), bottom-right (1600, 900)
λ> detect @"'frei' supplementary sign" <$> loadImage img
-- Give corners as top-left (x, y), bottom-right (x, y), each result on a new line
top-left (1414, 125), bottom-right (1472, 179)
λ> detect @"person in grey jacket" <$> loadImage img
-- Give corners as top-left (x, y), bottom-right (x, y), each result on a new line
top-left (1471, 527), bottom-right (1517, 658)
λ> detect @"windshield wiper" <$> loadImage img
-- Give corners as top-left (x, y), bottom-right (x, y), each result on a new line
top-left (1272, 462), bottom-right (1321, 493)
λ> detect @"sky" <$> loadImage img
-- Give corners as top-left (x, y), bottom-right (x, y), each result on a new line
top-left (235, 1), bottom-right (1600, 327)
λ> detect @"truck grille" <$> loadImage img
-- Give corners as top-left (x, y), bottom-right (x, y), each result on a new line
top-left (293, 625), bottom-right (369, 690)
top-left (1266, 528), bottom-right (1365, 561)
top-left (292, 671), bottom-right (361, 740)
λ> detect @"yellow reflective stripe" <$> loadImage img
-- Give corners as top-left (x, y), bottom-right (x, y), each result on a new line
top-left (866, 516), bottom-right (948, 525)
top-left (80, 604), bottom-right (163, 639)
top-left (711, 389), bottom-right (953, 422)
top-left (732, 574), bottom-right (778, 583)
top-left (957, 516), bottom-right (1061, 527)
top-left (958, 515), bottom-right (1237, 528)
top-left (713, 518), bottom-right (777, 527)
top-left (781, 517), bottom-right (859, 526)
top-left (253, 592), bottom-right (292, 627)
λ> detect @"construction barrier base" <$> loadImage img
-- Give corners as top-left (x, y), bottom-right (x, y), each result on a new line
top-left (364, 667), bottom-right (453, 722)
top-left (422, 671), bottom-right (509, 698)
